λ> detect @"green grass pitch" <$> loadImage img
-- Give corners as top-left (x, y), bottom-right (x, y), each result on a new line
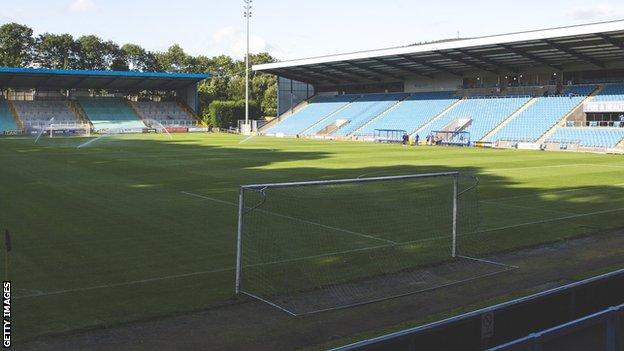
top-left (1, 133), bottom-right (623, 340)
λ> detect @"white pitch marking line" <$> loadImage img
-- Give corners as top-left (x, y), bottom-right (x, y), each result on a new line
top-left (19, 205), bottom-right (624, 300)
top-left (181, 191), bottom-right (396, 245)
top-left (238, 135), bottom-right (255, 144)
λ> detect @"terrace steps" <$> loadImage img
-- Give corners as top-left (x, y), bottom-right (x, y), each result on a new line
top-left (176, 101), bottom-right (202, 123)
top-left (6, 100), bottom-right (23, 129)
top-left (300, 95), bottom-right (362, 135)
top-left (127, 101), bottom-right (149, 124)
top-left (480, 97), bottom-right (539, 142)
top-left (413, 97), bottom-right (464, 135)
top-left (260, 96), bottom-right (313, 133)
top-left (348, 94), bottom-right (412, 137)
top-left (537, 86), bottom-right (601, 143)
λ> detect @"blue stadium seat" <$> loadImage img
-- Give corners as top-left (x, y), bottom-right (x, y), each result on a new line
top-left (356, 92), bottom-right (458, 136)
top-left (593, 83), bottom-right (624, 101)
top-left (78, 98), bottom-right (146, 132)
top-left (265, 95), bottom-right (357, 135)
top-left (546, 127), bottom-right (624, 148)
top-left (0, 100), bottom-right (18, 133)
top-left (418, 96), bottom-right (531, 142)
top-left (488, 85), bottom-right (595, 142)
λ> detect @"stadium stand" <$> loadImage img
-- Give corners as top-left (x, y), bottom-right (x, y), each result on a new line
top-left (355, 92), bottom-right (459, 137)
top-left (417, 95), bottom-right (531, 141)
top-left (0, 99), bottom-right (18, 133)
top-left (12, 100), bottom-right (80, 128)
top-left (327, 93), bottom-right (409, 136)
top-left (132, 101), bottom-right (197, 126)
top-left (593, 83), bottom-right (624, 101)
top-left (545, 127), bottom-right (624, 148)
top-left (488, 85), bottom-right (595, 142)
top-left (78, 97), bottom-right (146, 132)
top-left (265, 95), bottom-right (357, 135)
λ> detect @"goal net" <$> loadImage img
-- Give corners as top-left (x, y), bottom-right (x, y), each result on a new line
top-left (235, 172), bottom-right (514, 315)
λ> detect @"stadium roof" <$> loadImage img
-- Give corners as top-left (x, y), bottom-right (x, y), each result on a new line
top-left (0, 67), bottom-right (210, 90)
top-left (253, 20), bottom-right (624, 86)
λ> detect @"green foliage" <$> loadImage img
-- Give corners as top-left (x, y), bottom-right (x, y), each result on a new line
top-left (206, 100), bottom-right (260, 128)
top-left (0, 23), bottom-right (35, 67)
top-left (35, 33), bottom-right (75, 69)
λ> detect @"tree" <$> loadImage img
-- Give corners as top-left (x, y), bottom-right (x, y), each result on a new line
top-left (0, 23), bottom-right (35, 67)
top-left (120, 43), bottom-right (156, 72)
top-left (157, 44), bottom-right (189, 72)
top-left (35, 33), bottom-right (76, 69)
top-left (74, 35), bottom-right (121, 70)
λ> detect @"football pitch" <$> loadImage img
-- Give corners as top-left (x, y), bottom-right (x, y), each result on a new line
top-left (2, 133), bottom-right (624, 342)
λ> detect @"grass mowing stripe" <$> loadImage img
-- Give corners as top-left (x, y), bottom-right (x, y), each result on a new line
top-left (181, 191), bottom-right (397, 244)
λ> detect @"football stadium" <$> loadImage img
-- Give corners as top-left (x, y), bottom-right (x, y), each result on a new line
top-left (2, 5), bottom-right (624, 351)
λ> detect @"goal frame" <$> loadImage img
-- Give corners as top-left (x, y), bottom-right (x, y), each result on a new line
top-left (234, 171), bottom-right (460, 295)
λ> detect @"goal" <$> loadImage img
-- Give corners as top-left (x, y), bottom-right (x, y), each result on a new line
top-left (235, 172), bottom-right (514, 315)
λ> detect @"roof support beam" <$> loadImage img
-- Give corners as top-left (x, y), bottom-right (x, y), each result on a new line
top-left (436, 51), bottom-right (498, 74)
top-left (543, 39), bottom-right (605, 68)
top-left (398, 55), bottom-right (462, 77)
top-left (455, 49), bottom-right (519, 73)
top-left (321, 64), bottom-right (381, 82)
top-left (273, 70), bottom-right (322, 85)
top-left (343, 61), bottom-right (404, 80)
top-left (596, 33), bottom-right (624, 50)
top-left (499, 44), bottom-right (563, 71)
top-left (301, 66), bottom-right (358, 84)
top-left (372, 58), bottom-right (434, 79)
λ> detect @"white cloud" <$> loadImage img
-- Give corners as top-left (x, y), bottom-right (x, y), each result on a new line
top-left (211, 26), bottom-right (274, 58)
top-left (68, 0), bottom-right (96, 13)
top-left (567, 4), bottom-right (624, 21)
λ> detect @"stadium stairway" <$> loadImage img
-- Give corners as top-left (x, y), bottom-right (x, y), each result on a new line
top-left (299, 95), bottom-right (363, 136)
top-left (128, 101), bottom-right (149, 123)
top-left (480, 97), bottom-right (539, 142)
top-left (0, 100), bottom-right (19, 132)
top-left (345, 93), bottom-right (412, 137)
top-left (68, 100), bottom-right (91, 125)
top-left (176, 101), bottom-right (202, 124)
top-left (5, 100), bottom-right (23, 129)
top-left (412, 98), bottom-right (465, 138)
top-left (261, 97), bottom-right (312, 133)
top-left (537, 85), bottom-right (600, 143)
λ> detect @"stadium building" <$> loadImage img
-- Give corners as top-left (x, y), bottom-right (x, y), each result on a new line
top-left (0, 67), bottom-right (208, 136)
top-left (254, 20), bottom-right (624, 152)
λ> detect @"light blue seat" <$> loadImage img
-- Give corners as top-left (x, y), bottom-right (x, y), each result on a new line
top-left (488, 85), bottom-right (595, 142)
top-left (0, 100), bottom-right (18, 133)
top-left (546, 127), bottom-right (624, 148)
top-left (593, 84), bottom-right (624, 101)
top-left (78, 98), bottom-right (145, 132)
top-left (266, 95), bottom-right (356, 135)
top-left (326, 93), bottom-right (409, 136)
top-left (418, 96), bottom-right (531, 142)
top-left (357, 92), bottom-right (458, 136)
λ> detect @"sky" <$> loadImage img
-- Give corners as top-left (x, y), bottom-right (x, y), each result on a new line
top-left (1, 0), bottom-right (624, 61)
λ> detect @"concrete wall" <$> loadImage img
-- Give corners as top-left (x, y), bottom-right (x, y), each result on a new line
top-left (404, 74), bottom-right (462, 93)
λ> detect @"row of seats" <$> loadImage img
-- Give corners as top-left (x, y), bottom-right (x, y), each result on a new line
top-left (133, 101), bottom-right (195, 125)
top-left (0, 100), bottom-right (18, 132)
top-left (593, 83), bottom-right (624, 101)
top-left (418, 96), bottom-right (531, 141)
top-left (546, 127), bottom-right (624, 148)
top-left (265, 95), bottom-right (357, 135)
top-left (318, 93), bottom-right (409, 136)
top-left (78, 98), bottom-right (146, 132)
top-left (356, 92), bottom-right (458, 136)
top-left (488, 85), bottom-right (595, 142)
top-left (13, 100), bottom-right (79, 124)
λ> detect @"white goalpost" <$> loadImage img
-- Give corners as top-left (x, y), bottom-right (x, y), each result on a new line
top-left (235, 172), bottom-right (515, 315)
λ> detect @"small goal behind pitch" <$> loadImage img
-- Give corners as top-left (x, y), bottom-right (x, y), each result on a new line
top-left (235, 172), bottom-right (515, 315)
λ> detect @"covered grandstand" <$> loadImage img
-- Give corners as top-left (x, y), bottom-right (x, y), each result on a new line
top-left (254, 20), bottom-right (624, 152)
top-left (0, 67), bottom-right (208, 135)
